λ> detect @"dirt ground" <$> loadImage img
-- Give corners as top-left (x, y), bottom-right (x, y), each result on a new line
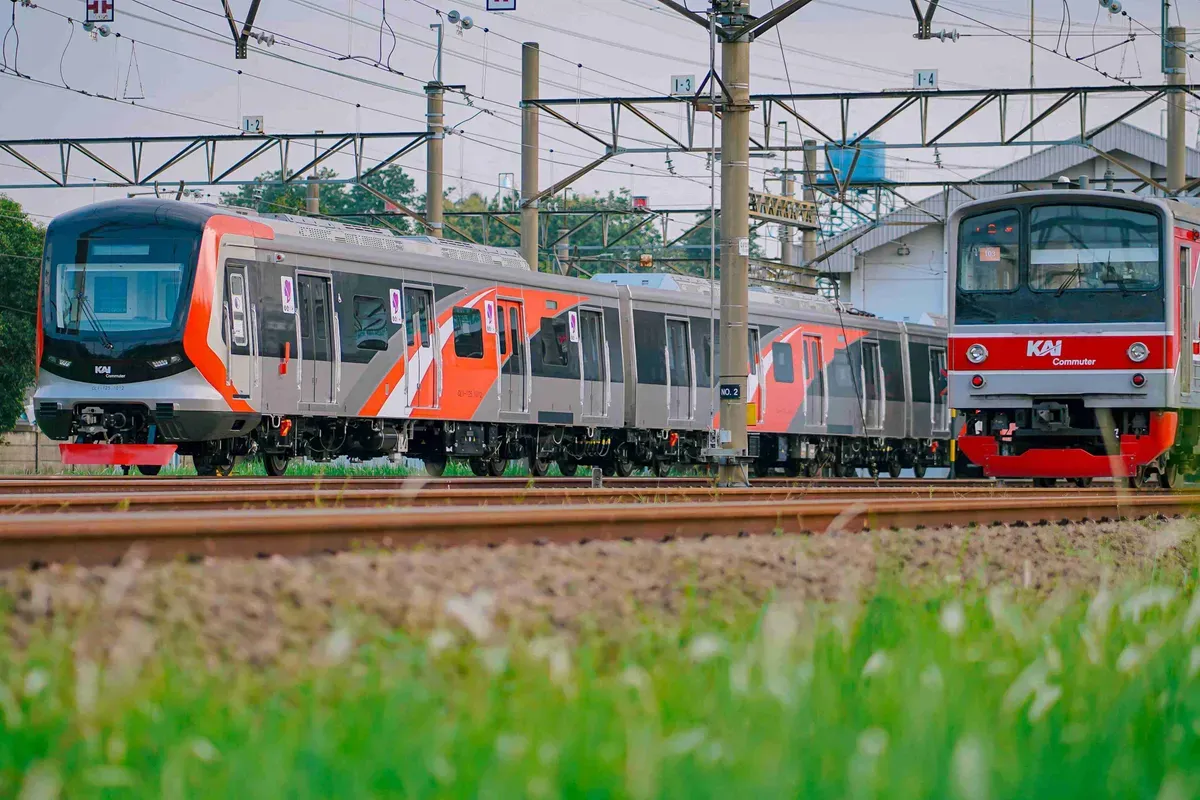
top-left (1, 517), bottom-right (1196, 666)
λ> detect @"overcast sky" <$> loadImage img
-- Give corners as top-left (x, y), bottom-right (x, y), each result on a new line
top-left (2, 0), bottom-right (1199, 251)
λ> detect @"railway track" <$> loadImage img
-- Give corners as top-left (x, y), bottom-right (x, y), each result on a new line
top-left (0, 483), bottom-right (1192, 569)
top-left (0, 484), bottom-right (1108, 514)
top-left (0, 475), bottom-right (985, 495)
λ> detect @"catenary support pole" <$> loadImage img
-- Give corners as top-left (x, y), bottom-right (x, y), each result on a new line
top-left (779, 123), bottom-right (795, 267)
top-left (426, 82), bottom-right (445, 235)
top-left (1167, 26), bottom-right (1187, 194)
top-left (717, 15), bottom-right (752, 487)
top-left (521, 42), bottom-right (541, 269)
top-left (306, 129), bottom-right (321, 214)
top-left (802, 139), bottom-right (818, 265)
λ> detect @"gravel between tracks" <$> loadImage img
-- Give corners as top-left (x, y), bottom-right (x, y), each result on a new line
top-left (2, 518), bottom-right (1197, 668)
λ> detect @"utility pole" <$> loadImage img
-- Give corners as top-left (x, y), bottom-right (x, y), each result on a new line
top-left (646, 0), bottom-right (815, 486)
top-left (521, 42), bottom-right (541, 269)
top-left (1167, 25), bottom-right (1187, 193)
top-left (306, 129), bottom-right (322, 214)
top-left (779, 121), bottom-right (795, 267)
top-left (802, 139), bottom-right (818, 266)
top-left (716, 1), bottom-right (752, 487)
top-left (426, 23), bottom-right (446, 236)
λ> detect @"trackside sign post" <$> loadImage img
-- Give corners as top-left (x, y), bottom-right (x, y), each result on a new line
top-left (86, 0), bottom-right (115, 22)
top-left (485, 0), bottom-right (516, 9)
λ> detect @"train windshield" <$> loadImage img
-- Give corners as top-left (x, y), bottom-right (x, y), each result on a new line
top-left (43, 227), bottom-right (200, 341)
top-left (955, 202), bottom-right (1164, 325)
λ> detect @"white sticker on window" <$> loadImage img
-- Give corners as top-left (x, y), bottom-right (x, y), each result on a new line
top-left (233, 318), bottom-right (245, 339)
top-left (389, 288), bottom-right (402, 324)
top-left (568, 310), bottom-right (579, 343)
top-left (281, 276), bottom-right (296, 314)
top-left (484, 300), bottom-right (497, 334)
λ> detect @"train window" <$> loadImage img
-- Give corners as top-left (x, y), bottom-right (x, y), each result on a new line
top-left (498, 306), bottom-right (508, 356)
top-left (452, 307), bottom-right (484, 359)
top-left (666, 319), bottom-right (691, 388)
top-left (702, 335), bottom-right (713, 387)
top-left (1029, 205), bottom-right (1160, 292)
top-left (93, 276), bottom-right (129, 315)
top-left (353, 295), bottom-right (388, 352)
top-left (772, 342), bottom-right (794, 383)
top-left (931, 347), bottom-right (949, 430)
top-left (863, 341), bottom-right (882, 428)
top-left (540, 316), bottom-right (570, 367)
top-left (580, 310), bottom-right (605, 382)
top-left (803, 335), bottom-right (825, 424)
top-left (958, 209), bottom-right (1019, 292)
top-left (228, 272), bottom-right (248, 348)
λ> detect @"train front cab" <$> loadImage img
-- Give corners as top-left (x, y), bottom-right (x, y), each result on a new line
top-left (947, 191), bottom-right (1196, 487)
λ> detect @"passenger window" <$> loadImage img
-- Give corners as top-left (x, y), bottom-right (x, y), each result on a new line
top-left (772, 341), bottom-right (794, 383)
top-left (353, 296), bottom-right (388, 352)
top-left (452, 307), bottom-right (484, 359)
top-left (540, 316), bottom-right (569, 367)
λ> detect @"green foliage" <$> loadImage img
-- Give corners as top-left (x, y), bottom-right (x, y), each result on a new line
top-left (2, 570), bottom-right (1199, 796)
top-left (0, 196), bottom-right (43, 433)
top-left (218, 166), bottom-right (418, 233)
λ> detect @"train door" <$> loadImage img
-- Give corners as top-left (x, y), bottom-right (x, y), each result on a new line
top-left (803, 334), bottom-right (825, 425)
top-left (930, 345), bottom-right (949, 432)
top-left (666, 317), bottom-right (693, 421)
top-left (580, 308), bottom-right (607, 418)
top-left (862, 340), bottom-right (883, 429)
top-left (223, 264), bottom-right (256, 401)
top-left (748, 327), bottom-right (765, 424)
top-left (1180, 243), bottom-right (1193, 396)
top-left (297, 274), bottom-right (335, 406)
top-left (497, 299), bottom-right (527, 414)
top-left (404, 286), bottom-right (439, 410)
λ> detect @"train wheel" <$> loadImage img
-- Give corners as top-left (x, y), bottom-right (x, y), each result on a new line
top-left (784, 460), bottom-right (803, 478)
top-left (135, 464), bottom-right (162, 477)
top-left (556, 459), bottom-right (579, 477)
top-left (912, 461), bottom-right (927, 479)
top-left (1032, 478), bottom-right (1055, 488)
top-left (1128, 467), bottom-right (1149, 490)
top-left (611, 455), bottom-right (635, 478)
top-left (653, 460), bottom-right (672, 478)
top-left (751, 461), bottom-right (771, 479)
top-left (528, 456), bottom-right (550, 477)
top-left (263, 455), bottom-right (290, 477)
top-left (1159, 462), bottom-right (1180, 490)
top-left (804, 460), bottom-right (821, 478)
top-left (487, 457), bottom-right (508, 477)
top-left (423, 456), bottom-right (447, 478)
top-left (886, 456), bottom-right (902, 479)
top-left (839, 463), bottom-right (857, 478)
top-left (1071, 477), bottom-right (1093, 488)
top-left (468, 459), bottom-right (488, 477)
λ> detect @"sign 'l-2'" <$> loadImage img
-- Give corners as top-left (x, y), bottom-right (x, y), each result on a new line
top-left (1026, 339), bottom-right (1063, 357)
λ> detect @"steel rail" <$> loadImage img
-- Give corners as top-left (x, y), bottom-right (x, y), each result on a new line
top-left (0, 485), bottom-right (1114, 515)
top-left (0, 476), bottom-right (985, 495)
top-left (0, 492), bottom-right (1192, 569)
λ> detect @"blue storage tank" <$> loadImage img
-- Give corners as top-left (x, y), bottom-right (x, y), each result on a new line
top-left (818, 138), bottom-right (887, 185)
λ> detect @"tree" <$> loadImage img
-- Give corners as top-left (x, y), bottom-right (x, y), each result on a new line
top-left (0, 196), bottom-right (44, 433)
top-left (219, 165), bottom-right (419, 233)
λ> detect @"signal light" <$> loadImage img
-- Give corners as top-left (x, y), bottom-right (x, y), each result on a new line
top-left (1131, 373), bottom-right (1146, 387)
top-left (971, 374), bottom-right (985, 388)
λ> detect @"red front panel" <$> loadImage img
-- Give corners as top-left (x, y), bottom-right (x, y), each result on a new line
top-left (957, 411), bottom-right (1177, 478)
top-left (59, 444), bottom-right (177, 466)
top-left (950, 334), bottom-right (1169, 372)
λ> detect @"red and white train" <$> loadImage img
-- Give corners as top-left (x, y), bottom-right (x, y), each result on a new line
top-left (948, 188), bottom-right (1200, 487)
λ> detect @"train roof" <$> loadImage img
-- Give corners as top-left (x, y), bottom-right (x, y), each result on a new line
top-left (945, 187), bottom-right (1200, 228)
top-left (590, 272), bottom-right (851, 316)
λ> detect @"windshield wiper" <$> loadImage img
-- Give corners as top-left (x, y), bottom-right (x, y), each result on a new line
top-left (74, 291), bottom-right (114, 350)
top-left (1055, 263), bottom-right (1083, 297)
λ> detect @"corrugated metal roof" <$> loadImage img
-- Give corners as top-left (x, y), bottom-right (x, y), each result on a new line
top-left (820, 122), bottom-right (1200, 272)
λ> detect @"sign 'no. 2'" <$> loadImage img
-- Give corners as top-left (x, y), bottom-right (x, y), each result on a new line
top-left (485, 0), bottom-right (517, 9)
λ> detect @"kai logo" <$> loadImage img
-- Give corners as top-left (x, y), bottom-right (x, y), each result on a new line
top-left (94, 365), bottom-right (111, 375)
top-left (1026, 339), bottom-right (1063, 358)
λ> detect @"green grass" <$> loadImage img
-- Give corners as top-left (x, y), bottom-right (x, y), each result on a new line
top-left (1, 572), bottom-right (1198, 798)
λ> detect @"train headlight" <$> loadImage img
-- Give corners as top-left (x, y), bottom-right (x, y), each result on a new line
top-left (1127, 341), bottom-right (1149, 363)
top-left (47, 355), bottom-right (72, 368)
top-left (149, 355), bottom-right (183, 370)
top-left (966, 343), bottom-right (989, 364)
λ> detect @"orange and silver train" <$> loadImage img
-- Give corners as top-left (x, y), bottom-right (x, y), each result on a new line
top-left (949, 188), bottom-right (1200, 487)
top-left (34, 199), bottom-right (949, 477)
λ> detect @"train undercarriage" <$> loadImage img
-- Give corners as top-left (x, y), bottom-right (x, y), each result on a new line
top-left (42, 401), bottom-right (948, 479)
